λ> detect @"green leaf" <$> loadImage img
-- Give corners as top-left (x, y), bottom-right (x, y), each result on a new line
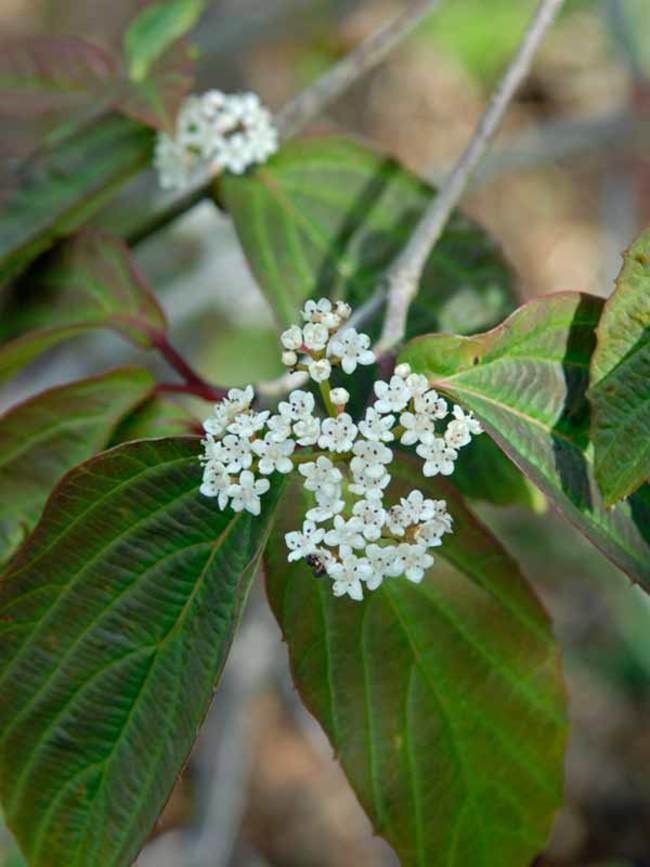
top-left (589, 230), bottom-right (650, 505)
top-left (0, 438), bottom-right (282, 867)
top-left (0, 36), bottom-right (118, 117)
top-left (109, 394), bottom-right (198, 443)
top-left (400, 292), bottom-right (650, 589)
top-left (0, 113), bottom-right (153, 283)
top-left (265, 463), bottom-right (566, 867)
top-left (0, 229), bottom-right (166, 383)
top-left (451, 433), bottom-right (546, 512)
top-left (218, 137), bottom-right (516, 332)
top-left (124, 0), bottom-right (204, 83)
top-left (0, 367), bottom-right (154, 566)
top-left (118, 38), bottom-right (195, 132)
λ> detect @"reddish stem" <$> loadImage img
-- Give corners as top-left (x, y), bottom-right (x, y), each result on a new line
top-left (152, 333), bottom-right (227, 401)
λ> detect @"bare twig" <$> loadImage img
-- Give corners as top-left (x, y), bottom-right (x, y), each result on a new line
top-left (274, 0), bottom-right (442, 140)
top-left (127, 0), bottom-right (442, 245)
top-left (375, 0), bottom-right (565, 354)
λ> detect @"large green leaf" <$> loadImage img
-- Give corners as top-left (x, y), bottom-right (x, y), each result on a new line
top-left (400, 292), bottom-right (650, 589)
top-left (0, 367), bottom-right (154, 565)
top-left (265, 463), bottom-right (566, 867)
top-left (217, 137), bottom-right (516, 332)
top-left (0, 113), bottom-right (153, 283)
top-left (450, 433), bottom-right (545, 512)
top-left (124, 0), bottom-right (204, 82)
top-left (0, 229), bottom-right (166, 383)
top-left (0, 36), bottom-right (117, 117)
top-left (0, 438), bottom-right (282, 867)
top-left (589, 230), bottom-right (650, 505)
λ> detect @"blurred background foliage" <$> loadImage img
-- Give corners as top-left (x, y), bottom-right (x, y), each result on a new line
top-left (1, 1), bottom-right (649, 865)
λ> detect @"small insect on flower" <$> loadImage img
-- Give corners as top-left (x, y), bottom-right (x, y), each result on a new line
top-left (199, 298), bottom-right (483, 601)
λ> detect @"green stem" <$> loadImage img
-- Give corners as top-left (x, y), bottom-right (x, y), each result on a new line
top-left (319, 380), bottom-right (337, 418)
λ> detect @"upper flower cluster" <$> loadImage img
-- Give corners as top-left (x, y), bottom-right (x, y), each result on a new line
top-left (280, 297), bottom-right (375, 384)
top-left (155, 90), bottom-right (278, 190)
top-left (199, 298), bottom-right (483, 601)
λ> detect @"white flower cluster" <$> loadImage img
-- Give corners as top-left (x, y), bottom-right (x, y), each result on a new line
top-left (280, 297), bottom-right (375, 384)
top-left (200, 298), bottom-right (483, 601)
top-left (155, 90), bottom-right (278, 189)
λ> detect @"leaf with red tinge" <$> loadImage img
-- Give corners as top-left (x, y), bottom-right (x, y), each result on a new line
top-left (400, 292), bottom-right (650, 590)
top-left (118, 39), bottom-right (195, 132)
top-left (0, 229), bottom-right (166, 383)
top-left (0, 36), bottom-right (118, 117)
top-left (0, 113), bottom-right (153, 283)
top-left (0, 366), bottom-right (155, 565)
top-left (265, 462), bottom-right (566, 867)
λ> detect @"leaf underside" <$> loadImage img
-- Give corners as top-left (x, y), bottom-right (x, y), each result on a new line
top-left (400, 292), bottom-right (650, 589)
top-left (0, 438), bottom-right (282, 867)
top-left (265, 464), bottom-right (566, 867)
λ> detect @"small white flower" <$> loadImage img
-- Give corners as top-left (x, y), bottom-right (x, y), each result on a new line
top-left (302, 298), bottom-right (333, 323)
top-left (227, 410), bottom-right (270, 438)
top-left (399, 410), bottom-right (435, 446)
top-left (306, 491), bottom-right (345, 523)
top-left (349, 462), bottom-right (390, 500)
top-left (280, 325), bottom-right (303, 352)
top-left (219, 434), bottom-right (254, 473)
top-left (414, 389), bottom-right (448, 419)
top-left (350, 440), bottom-right (393, 479)
top-left (318, 413), bottom-right (358, 453)
top-left (298, 456), bottom-right (342, 492)
top-left (444, 419), bottom-right (472, 449)
top-left (386, 504), bottom-right (410, 537)
top-left (324, 515), bottom-right (365, 553)
top-left (282, 350), bottom-right (298, 367)
top-left (293, 414), bottom-right (321, 446)
top-left (395, 543), bottom-right (433, 583)
top-left (154, 133), bottom-right (196, 190)
top-left (365, 543), bottom-right (403, 587)
top-left (302, 322), bottom-right (329, 352)
top-left (352, 499), bottom-right (386, 541)
top-left (405, 373), bottom-right (430, 400)
top-left (394, 362), bottom-right (411, 378)
top-left (281, 325), bottom-right (303, 351)
top-left (329, 387), bottom-right (350, 406)
top-left (308, 358), bottom-right (332, 383)
top-left (328, 327), bottom-right (375, 374)
top-left (226, 385), bottom-right (255, 414)
top-left (278, 390), bottom-right (315, 421)
top-left (416, 438), bottom-right (458, 476)
top-left (285, 521), bottom-right (325, 561)
top-left (401, 490), bottom-right (437, 523)
top-left (252, 436), bottom-right (295, 474)
top-left (202, 405), bottom-right (229, 437)
top-left (373, 375), bottom-right (411, 414)
top-left (452, 404), bottom-right (483, 434)
top-left (358, 407), bottom-right (395, 442)
top-left (227, 470), bottom-right (270, 516)
top-left (200, 461), bottom-right (231, 509)
top-left (266, 413), bottom-right (292, 443)
top-left (328, 555), bottom-right (372, 601)
top-left (335, 300), bottom-right (352, 320)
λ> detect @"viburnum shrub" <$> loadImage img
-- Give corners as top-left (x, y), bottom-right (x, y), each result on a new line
top-left (0, 3), bottom-right (648, 867)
